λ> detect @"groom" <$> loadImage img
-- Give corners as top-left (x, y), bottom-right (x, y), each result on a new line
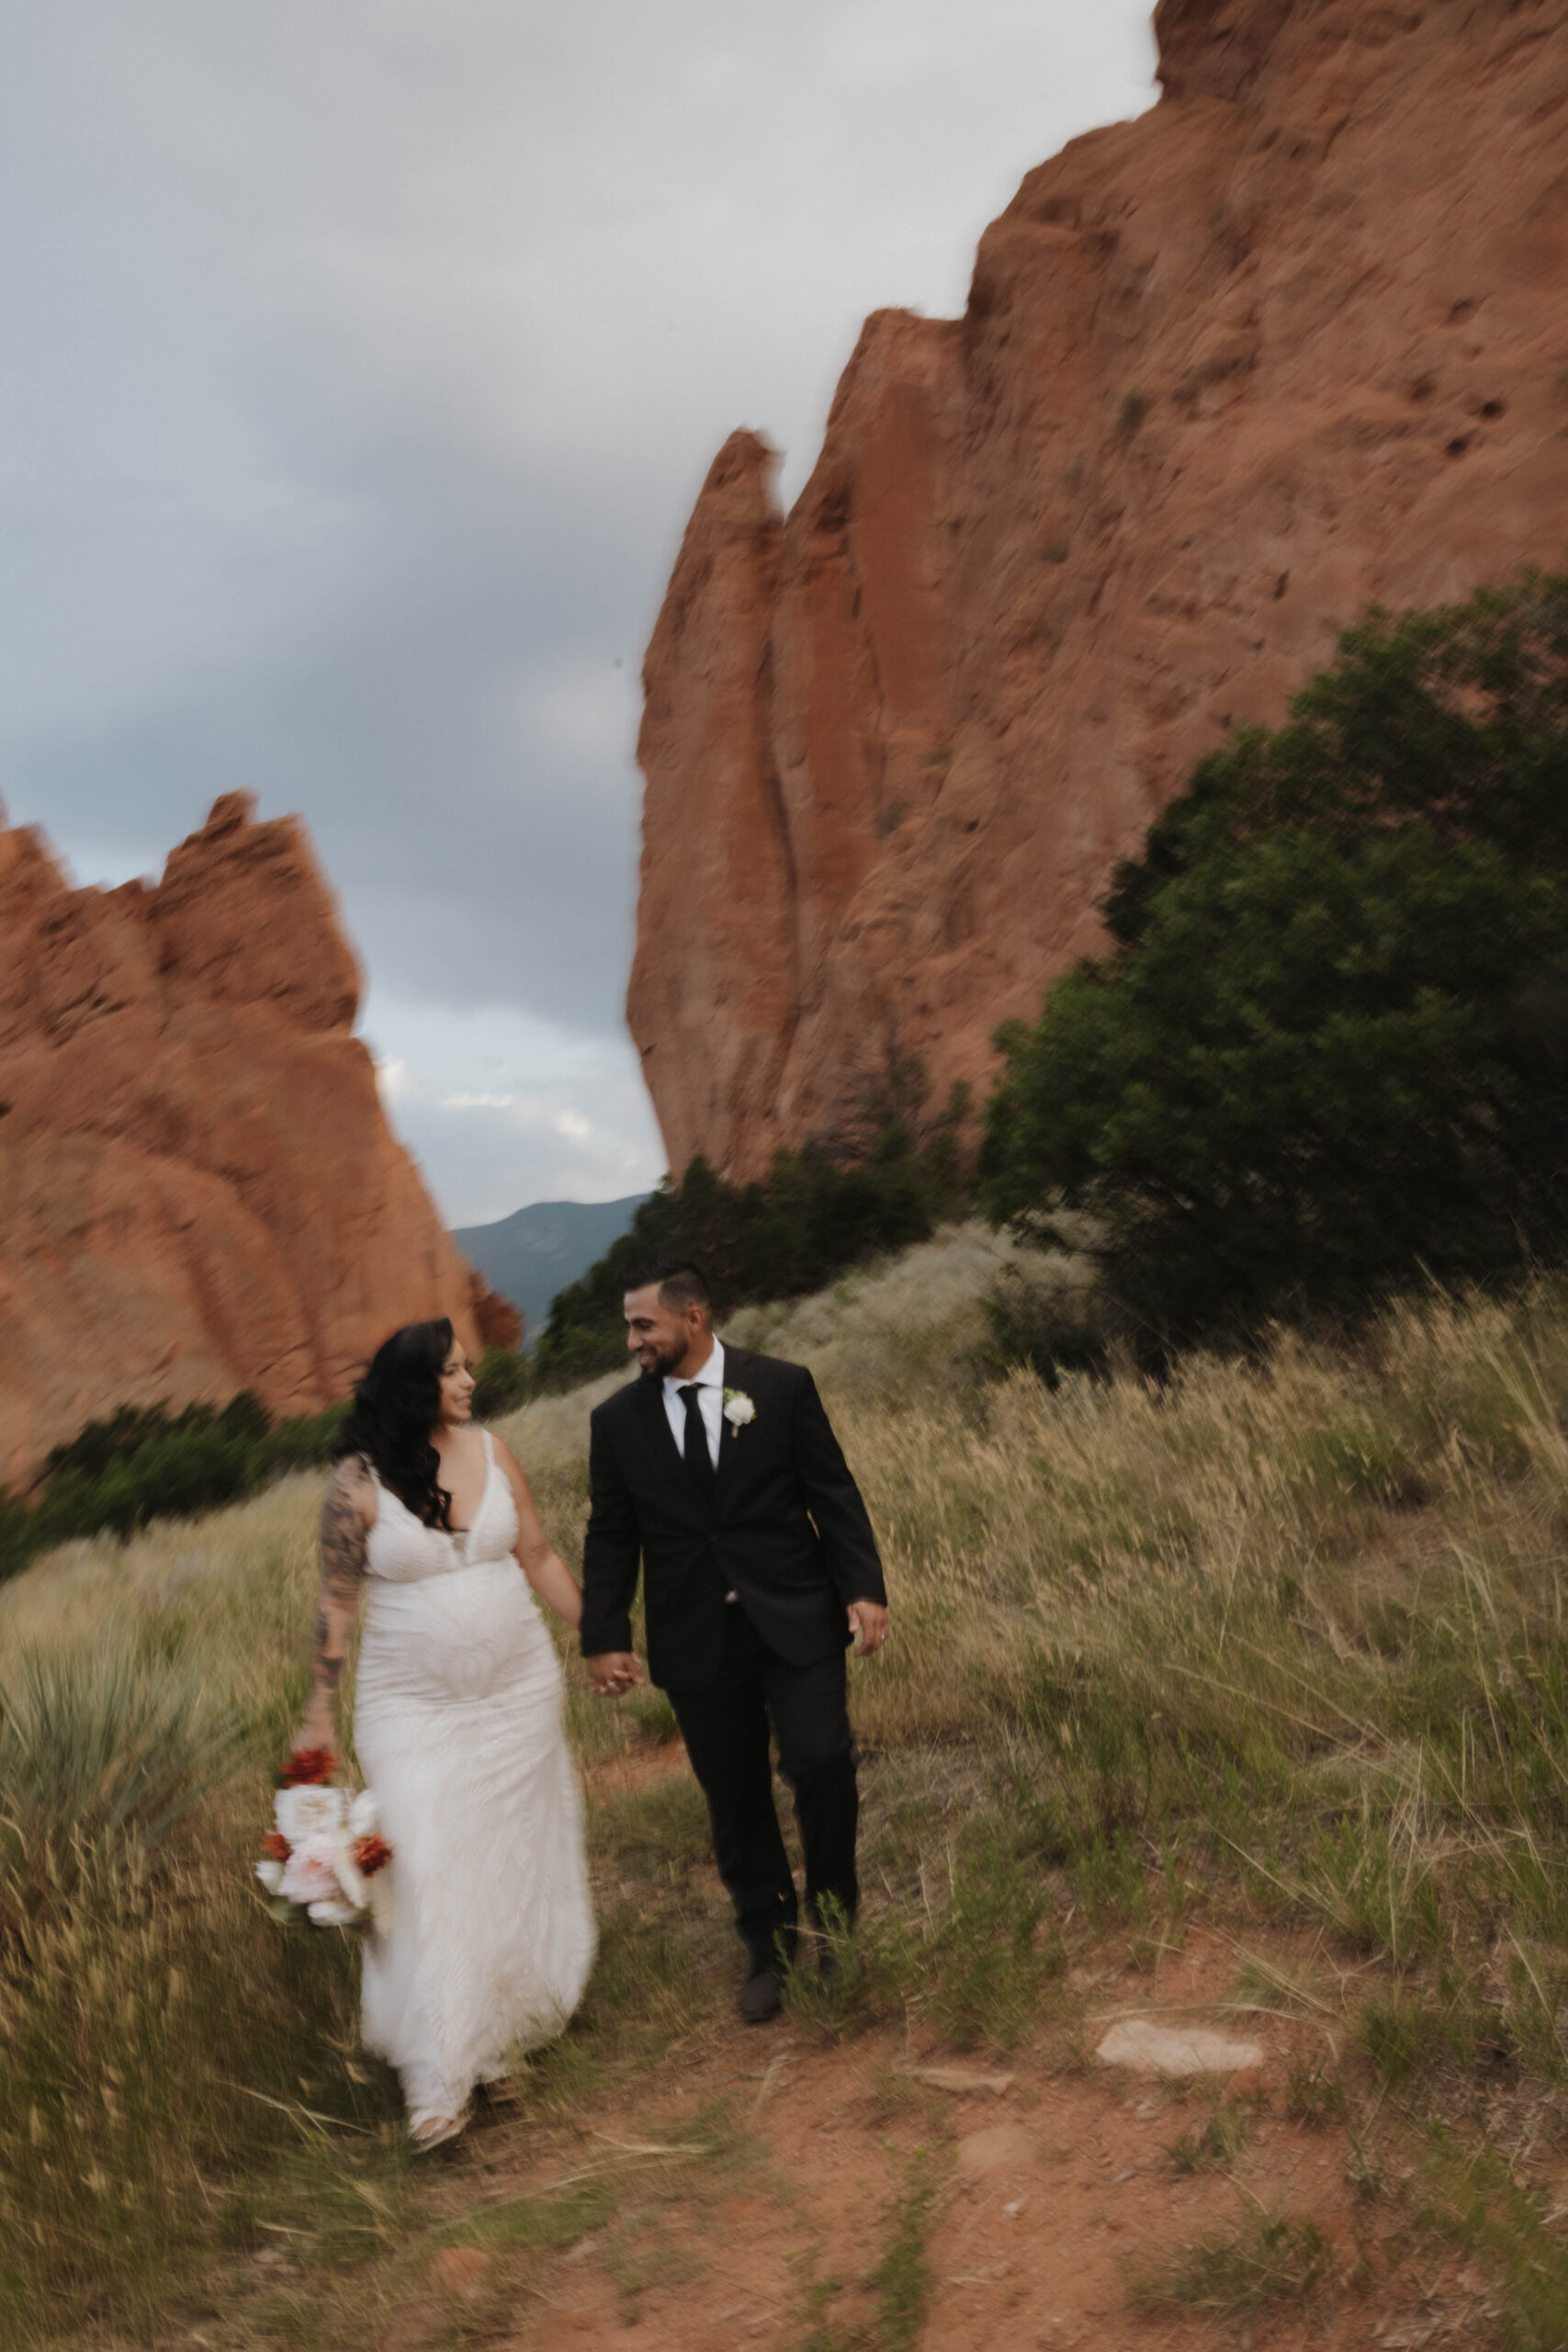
top-left (581, 1259), bottom-right (889, 2023)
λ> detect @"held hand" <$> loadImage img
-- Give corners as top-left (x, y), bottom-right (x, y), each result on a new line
top-left (585, 1650), bottom-right (644, 1698)
top-left (847, 1600), bottom-right (890, 1657)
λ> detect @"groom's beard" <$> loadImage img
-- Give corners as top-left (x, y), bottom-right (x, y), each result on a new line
top-left (637, 1340), bottom-right (685, 1379)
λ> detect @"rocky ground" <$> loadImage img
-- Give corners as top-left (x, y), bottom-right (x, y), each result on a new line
top-left (201, 1750), bottom-right (1538, 2352)
top-left (349, 1916), bottom-right (1511, 2352)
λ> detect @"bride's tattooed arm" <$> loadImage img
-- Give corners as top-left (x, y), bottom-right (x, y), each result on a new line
top-left (299, 1455), bottom-right (373, 1748)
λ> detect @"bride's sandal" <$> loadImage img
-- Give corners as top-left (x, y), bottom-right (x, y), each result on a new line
top-left (410, 2111), bottom-right (467, 2152)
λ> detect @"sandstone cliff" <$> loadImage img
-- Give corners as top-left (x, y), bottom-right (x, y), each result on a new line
top-left (632, 0), bottom-right (1568, 1180)
top-left (0, 793), bottom-right (505, 1488)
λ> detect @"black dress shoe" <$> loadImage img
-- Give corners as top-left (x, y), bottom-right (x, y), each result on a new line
top-left (737, 1964), bottom-right (784, 2024)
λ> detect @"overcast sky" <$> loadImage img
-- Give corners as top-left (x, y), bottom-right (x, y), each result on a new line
top-left (3, 0), bottom-right (1156, 1227)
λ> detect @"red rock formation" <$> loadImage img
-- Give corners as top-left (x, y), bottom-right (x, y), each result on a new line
top-left (0, 792), bottom-right (506, 1488)
top-left (470, 1278), bottom-right (524, 1354)
top-left (632, 0), bottom-right (1568, 1180)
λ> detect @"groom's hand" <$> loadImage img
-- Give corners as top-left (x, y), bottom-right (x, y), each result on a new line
top-left (585, 1650), bottom-right (643, 1697)
top-left (847, 1600), bottom-right (889, 1657)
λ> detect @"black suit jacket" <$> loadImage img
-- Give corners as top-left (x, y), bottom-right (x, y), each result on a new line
top-left (579, 1344), bottom-right (886, 1692)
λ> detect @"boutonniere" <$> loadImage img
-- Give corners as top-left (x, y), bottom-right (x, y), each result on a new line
top-left (722, 1388), bottom-right (756, 1430)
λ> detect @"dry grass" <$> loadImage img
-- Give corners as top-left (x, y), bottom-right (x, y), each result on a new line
top-left (10, 1236), bottom-right (1568, 2340)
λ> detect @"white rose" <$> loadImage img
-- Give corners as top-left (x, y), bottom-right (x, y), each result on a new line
top-left (255, 1859), bottom-right (286, 1893)
top-left (723, 1392), bottom-right (756, 1426)
top-left (279, 1832), bottom-right (348, 1909)
top-left (334, 1847), bottom-right (369, 1911)
top-left (347, 1788), bottom-right (379, 1839)
top-left (307, 1896), bottom-right (362, 1927)
top-left (276, 1783), bottom-right (345, 1842)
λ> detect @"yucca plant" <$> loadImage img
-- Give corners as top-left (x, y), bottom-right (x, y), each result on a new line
top-left (0, 1648), bottom-right (250, 1947)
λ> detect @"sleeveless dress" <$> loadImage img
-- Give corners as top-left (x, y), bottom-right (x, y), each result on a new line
top-left (355, 1431), bottom-right (595, 2127)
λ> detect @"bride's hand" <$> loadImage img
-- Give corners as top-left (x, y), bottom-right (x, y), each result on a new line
top-left (585, 1651), bottom-right (643, 1698)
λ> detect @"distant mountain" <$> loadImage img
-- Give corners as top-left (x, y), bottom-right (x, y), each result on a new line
top-left (453, 1193), bottom-right (650, 1342)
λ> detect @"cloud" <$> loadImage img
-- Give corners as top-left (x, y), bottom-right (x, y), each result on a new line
top-left (362, 990), bottom-right (663, 1225)
top-left (1, 0), bottom-right (1156, 1220)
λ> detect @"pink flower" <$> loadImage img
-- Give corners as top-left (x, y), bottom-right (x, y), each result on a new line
top-left (278, 1833), bottom-right (346, 1910)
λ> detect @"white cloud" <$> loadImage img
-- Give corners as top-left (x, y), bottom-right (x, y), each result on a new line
top-left (366, 989), bottom-right (664, 1225)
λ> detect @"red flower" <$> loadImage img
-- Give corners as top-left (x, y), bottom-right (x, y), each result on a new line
top-left (259, 1830), bottom-right (291, 1863)
top-left (352, 1835), bottom-right (392, 1877)
top-left (280, 1747), bottom-right (337, 1787)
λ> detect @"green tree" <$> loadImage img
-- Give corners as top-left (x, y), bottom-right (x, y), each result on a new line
top-left (984, 577), bottom-right (1568, 1341)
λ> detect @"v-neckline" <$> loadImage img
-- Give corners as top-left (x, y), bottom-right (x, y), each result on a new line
top-left (379, 1432), bottom-right (492, 1557)
top-left (446, 1434), bottom-right (494, 1558)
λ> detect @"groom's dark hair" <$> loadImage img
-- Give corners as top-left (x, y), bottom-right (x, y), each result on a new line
top-left (626, 1258), bottom-right (711, 1315)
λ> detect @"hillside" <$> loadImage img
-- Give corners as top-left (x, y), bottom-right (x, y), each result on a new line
top-left (631, 0), bottom-right (1568, 1179)
top-left (454, 1193), bottom-right (649, 1339)
top-left (9, 1231), bottom-right (1568, 2346)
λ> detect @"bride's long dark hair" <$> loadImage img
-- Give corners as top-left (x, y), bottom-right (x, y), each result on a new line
top-left (337, 1317), bottom-right (456, 1530)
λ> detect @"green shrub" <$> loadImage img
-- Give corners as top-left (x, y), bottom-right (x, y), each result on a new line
top-left (3, 1394), bottom-right (348, 1579)
top-left (471, 1345), bottom-right (532, 1420)
top-left (985, 574), bottom-right (1568, 1346)
top-left (975, 1249), bottom-right (1121, 1385)
top-left (0, 1493), bottom-right (33, 1585)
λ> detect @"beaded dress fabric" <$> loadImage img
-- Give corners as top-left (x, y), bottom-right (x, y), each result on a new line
top-left (355, 1432), bottom-right (594, 2124)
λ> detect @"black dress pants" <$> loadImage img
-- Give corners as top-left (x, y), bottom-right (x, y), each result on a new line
top-left (669, 1602), bottom-right (859, 1970)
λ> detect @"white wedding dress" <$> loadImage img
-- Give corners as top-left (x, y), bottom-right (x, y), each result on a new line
top-left (354, 1431), bottom-right (595, 2126)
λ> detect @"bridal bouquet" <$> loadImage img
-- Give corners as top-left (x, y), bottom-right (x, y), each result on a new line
top-left (255, 1747), bottom-right (391, 1928)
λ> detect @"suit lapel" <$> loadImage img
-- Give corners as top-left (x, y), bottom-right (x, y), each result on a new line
top-left (714, 1345), bottom-right (754, 1502)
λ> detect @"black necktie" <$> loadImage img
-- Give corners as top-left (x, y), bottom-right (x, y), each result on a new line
top-left (679, 1384), bottom-right (716, 1497)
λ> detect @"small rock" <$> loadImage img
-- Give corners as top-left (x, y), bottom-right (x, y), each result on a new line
top-left (1096, 2018), bottom-right (1264, 2076)
top-left (955, 2125), bottom-right (1034, 2177)
top-left (906, 2064), bottom-right (1016, 2096)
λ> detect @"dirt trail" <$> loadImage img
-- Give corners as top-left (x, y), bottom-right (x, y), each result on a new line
top-left (378, 1926), bottom-right (1505, 2352)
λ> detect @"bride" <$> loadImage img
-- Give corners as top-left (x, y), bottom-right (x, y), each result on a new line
top-left (296, 1317), bottom-right (594, 2147)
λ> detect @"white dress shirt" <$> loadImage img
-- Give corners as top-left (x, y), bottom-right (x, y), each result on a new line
top-left (662, 1337), bottom-right (725, 1471)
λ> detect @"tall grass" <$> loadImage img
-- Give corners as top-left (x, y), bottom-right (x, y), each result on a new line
top-left (0, 1649), bottom-right (249, 1937)
top-left (0, 1639), bottom-right (390, 2339)
top-left (9, 1236), bottom-right (1568, 2338)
